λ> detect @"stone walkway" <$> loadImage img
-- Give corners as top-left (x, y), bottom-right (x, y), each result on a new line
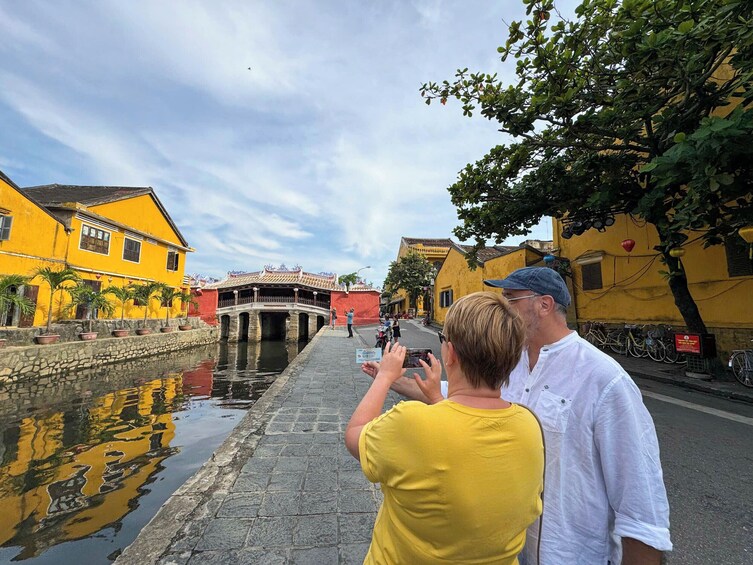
top-left (116, 328), bottom-right (402, 565)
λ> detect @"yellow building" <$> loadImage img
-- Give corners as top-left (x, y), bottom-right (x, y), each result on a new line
top-left (387, 237), bottom-right (453, 316)
top-left (432, 242), bottom-right (550, 324)
top-left (0, 173), bottom-right (193, 328)
top-left (555, 214), bottom-right (753, 357)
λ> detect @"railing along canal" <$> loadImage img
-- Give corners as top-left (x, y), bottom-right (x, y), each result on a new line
top-left (218, 296), bottom-right (327, 308)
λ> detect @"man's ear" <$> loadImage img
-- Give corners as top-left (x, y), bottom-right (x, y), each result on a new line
top-left (539, 295), bottom-right (556, 316)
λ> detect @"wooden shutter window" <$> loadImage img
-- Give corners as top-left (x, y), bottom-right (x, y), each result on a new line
top-left (581, 262), bottom-right (603, 291)
top-left (18, 285), bottom-right (39, 327)
top-left (0, 215), bottom-right (12, 240)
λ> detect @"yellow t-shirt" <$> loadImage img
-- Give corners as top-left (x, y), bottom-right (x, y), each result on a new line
top-left (359, 400), bottom-right (544, 564)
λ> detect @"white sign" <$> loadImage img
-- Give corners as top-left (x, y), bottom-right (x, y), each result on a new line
top-left (356, 348), bottom-right (382, 364)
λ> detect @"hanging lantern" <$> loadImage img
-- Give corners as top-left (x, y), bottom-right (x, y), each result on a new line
top-left (543, 254), bottom-right (556, 264)
top-left (621, 239), bottom-right (636, 253)
top-left (669, 247), bottom-right (685, 258)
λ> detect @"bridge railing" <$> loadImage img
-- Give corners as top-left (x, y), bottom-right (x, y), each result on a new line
top-left (217, 296), bottom-right (330, 309)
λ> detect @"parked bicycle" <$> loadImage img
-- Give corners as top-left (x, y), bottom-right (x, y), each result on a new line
top-left (582, 321), bottom-right (684, 363)
top-left (729, 341), bottom-right (753, 388)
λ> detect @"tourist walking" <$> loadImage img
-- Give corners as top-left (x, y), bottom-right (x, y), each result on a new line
top-left (361, 267), bottom-right (671, 565)
top-left (330, 307), bottom-right (337, 329)
top-left (346, 308), bottom-right (354, 338)
top-left (347, 293), bottom-right (544, 564)
top-left (391, 316), bottom-right (401, 339)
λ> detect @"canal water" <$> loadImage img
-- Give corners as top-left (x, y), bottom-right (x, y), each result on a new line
top-left (0, 340), bottom-right (307, 564)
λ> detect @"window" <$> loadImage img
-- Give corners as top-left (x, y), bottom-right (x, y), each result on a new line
top-left (123, 238), bottom-right (141, 263)
top-left (725, 235), bottom-right (753, 277)
top-left (581, 262), bottom-right (603, 290)
top-left (0, 215), bottom-right (12, 240)
top-left (440, 289), bottom-right (454, 308)
top-left (80, 224), bottom-right (110, 254)
top-left (166, 250), bottom-right (179, 271)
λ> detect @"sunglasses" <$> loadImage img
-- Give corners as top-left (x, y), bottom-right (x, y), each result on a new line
top-left (438, 330), bottom-right (447, 344)
top-left (503, 293), bottom-right (540, 302)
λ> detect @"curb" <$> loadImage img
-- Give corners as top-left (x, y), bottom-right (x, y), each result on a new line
top-left (624, 366), bottom-right (753, 405)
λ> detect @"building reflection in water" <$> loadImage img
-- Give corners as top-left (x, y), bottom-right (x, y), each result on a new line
top-left (0, 339), bottom-right (306, 562)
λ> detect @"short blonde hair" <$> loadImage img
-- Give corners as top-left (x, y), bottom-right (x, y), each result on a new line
top-left (443, 292), bottom-right (525, 389)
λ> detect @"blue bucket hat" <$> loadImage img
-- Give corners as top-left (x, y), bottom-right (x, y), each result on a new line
top-left (484, 267), bottom-right (571, 307)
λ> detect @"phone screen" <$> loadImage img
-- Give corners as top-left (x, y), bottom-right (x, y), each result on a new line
top-left (403, 348), bottom-right (432, 368)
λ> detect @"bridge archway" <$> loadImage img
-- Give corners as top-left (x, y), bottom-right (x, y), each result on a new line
top-left (317, 316), bottom-right (326, 332)
top-left (220, 315), bottom-right (230, 340)
top-left (239, 312), bottom-right (250, 342)
top-left (261, 312), bottom-right (287, 340)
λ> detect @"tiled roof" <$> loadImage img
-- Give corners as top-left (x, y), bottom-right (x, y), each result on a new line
top-left (23, 184), bottom-right (152, 206)
top-left (402, 237), bottom-right (454, 247)
top-left (449, 242), bottom-right (521, 265)
top-left (209, 268), bottom-right (379, 292)
top-left (207, 268), bottom-right (375, 292)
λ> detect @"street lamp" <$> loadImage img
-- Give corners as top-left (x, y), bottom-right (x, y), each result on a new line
top-left (356, 265), bottom-right (371, 276)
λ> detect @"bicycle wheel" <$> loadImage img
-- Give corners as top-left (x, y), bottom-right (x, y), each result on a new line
top-left (627, 338), bottom-right (644, 358)
top-left (663, 340), bottom-right (680, 363)
top-left (609, 330), bottom-right (627, 355)
top-left (731, 353), bottom-right (753, 387)
top-left (646, 338), bottom-right (665, 363)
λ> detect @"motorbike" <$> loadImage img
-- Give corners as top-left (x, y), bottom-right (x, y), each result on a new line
top-left (375, 325), bottom-right (393, 350)
top-left (421, 315), bottom-right (431, 326)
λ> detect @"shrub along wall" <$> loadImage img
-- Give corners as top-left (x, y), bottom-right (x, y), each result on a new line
top-left (0, 326), bottom-right (218, 383)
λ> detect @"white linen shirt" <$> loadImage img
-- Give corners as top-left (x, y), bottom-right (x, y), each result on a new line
top-left (440, 331), bottom-right (672, 564)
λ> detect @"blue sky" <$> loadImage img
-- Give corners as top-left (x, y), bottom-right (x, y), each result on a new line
top-left (0, 0), bottom-right (561, 285)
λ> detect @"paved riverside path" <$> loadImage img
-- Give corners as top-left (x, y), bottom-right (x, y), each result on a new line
top-left (116, 328), bottom-right (403, 565)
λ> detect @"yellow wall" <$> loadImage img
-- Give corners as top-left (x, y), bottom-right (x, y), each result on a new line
top-left (392, 241), bottom-right (451, 316)
top-left (90, 194), bottom-right (182, 245)
top-left (555, 215), bottom-right (753, 354)
top-left (433, 247), bottom-right (537, 324)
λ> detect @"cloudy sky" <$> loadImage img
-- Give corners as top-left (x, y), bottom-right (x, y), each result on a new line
top-left (0, 0), bottom-right (561, 285)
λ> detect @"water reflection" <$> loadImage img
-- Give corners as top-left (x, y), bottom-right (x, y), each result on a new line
top-left (0, 340), bottom-right (306, 563)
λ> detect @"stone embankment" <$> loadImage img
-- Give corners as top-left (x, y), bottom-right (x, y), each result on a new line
top-left (0, 326), bottom-right (218, 383)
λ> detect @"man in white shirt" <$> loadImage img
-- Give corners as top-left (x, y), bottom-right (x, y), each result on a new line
top-left (361, 267), bottom-right (671, 564)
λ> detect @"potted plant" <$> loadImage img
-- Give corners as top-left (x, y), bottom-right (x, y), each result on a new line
top-left (130, 281), bottom-right (162, 335)
top-left (32, 266), bottom-right (80, 344)
top-left (67, 282), bottom-right (115, 340)
top-left (177, 290), bottom-right (198, 330)
top-left (155, 284), bottom-right (182, 332)
top-left (0, 274), bottom-right (36, 346)
top-left (106, 285), bottom-right (134, 337)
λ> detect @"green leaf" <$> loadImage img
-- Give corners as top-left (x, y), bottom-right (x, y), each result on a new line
top-left (678, 20), bottom-right (694, 34)
top-left (673, 132), bottom-right (686, 143)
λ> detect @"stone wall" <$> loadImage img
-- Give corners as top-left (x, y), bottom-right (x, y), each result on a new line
top-left (0, 326), bottom-right (218, 383)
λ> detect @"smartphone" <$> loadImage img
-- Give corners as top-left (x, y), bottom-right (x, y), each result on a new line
top-left (403, 348), bottom-right (433, 368)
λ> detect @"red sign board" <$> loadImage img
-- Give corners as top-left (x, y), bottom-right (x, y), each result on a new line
top-left (675, 333), bottom-right (701, 355)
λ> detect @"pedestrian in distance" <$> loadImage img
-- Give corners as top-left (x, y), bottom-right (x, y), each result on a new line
top-left (346, 308), bottom-right (355, 338)
top-left (347, 292), bottom-right (544, 564)
top-left (361, 267), bottom-right (672, 565)
top-left (392, 316), bottom-right (401, 340)
top-left (330, 307), bottom-right (337, 329)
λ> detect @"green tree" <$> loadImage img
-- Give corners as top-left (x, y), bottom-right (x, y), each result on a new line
top-left (156, 284), bottom-right (195, 327)
top-left (420, 0), bottom-right (753, 333)
top-left (67, 283), bottom-right (116, 333)
top-left (32, 267), bottom-right (80, 334)
top-left (105, 285), bottom-right (135, 329)
top-left (130, 282), bottom-right (162, 328)
top-left (338, 272), bottom-right (359, 291)
top-left (383, 252), bottom-right (435, 310)
top-left (0, 274), bottom-right (35, 327)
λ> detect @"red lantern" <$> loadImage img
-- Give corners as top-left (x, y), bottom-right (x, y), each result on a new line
top-left (621, 239), bottom-right (636, 253)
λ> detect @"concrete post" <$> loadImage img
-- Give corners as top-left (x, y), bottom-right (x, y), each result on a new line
top-left (308, 314), bottom-right (319, 338)
top-left (227, 312), bottom-right (240, 343)
top-left (287, 311), bottom-right (299, 343)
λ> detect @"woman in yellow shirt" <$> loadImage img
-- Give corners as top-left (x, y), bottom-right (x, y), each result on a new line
top-left (346, 292), bottom-right (544, 564)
